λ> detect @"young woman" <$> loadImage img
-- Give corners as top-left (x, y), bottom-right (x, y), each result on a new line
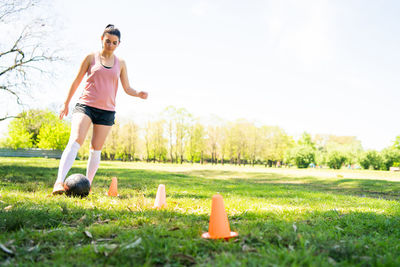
top-left (52, 24), bottom-right (148, 194)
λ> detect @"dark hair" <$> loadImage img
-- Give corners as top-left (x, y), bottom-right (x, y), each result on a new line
top-left (103, 24), bottom-right (121, 42)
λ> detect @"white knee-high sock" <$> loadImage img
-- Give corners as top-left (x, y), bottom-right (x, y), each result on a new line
top-left (86, 150), bottom-right (101, 185)
top-left (56, 141), bottom-right (81, 183)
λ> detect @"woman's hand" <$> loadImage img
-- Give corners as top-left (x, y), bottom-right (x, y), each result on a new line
top-left (138, 91), bottom-right (148, 99)
top-left (59, 103), bottom-right (69, 120)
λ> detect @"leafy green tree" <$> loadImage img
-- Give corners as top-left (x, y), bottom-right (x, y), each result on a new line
top-left (162, 107), bottom-right (191, 163)
top-left (103, 121), bottom-right (120, 160)
top-left (233, 119), bottom-right (250, 165)
top-left (5, 109), bottom-right (69, 149)
top-left (224, 120), bottom-right (250, 165)
top-left (380, 147), bottom-right (400, 170)
top-left (224, 122), bottom-right (237, 164)
top-left (219, 123), bottom-right (229, 164)
top-left (359, 150), bottom-right (382, 170)
top-left (144, 119), bottom-right (167, 162)
top-left (118, 122), bottom-right (139, 161)
top-left (393, 135), bottom-right (400, 150)
top-left (186, 121), bottom-right (206, 163)
top-left (326, 150), bottom-right (348, 169)
top-left (298, 132), bottom-right (315, 149)
top-left (261, 126), bottom-right (295, 166)
top-left (286, 145), bottom-right (315, 168)
top-left (37, 120), bottom-right (70, 150)
top-left (207, 124), bottom-right (222, 164)
top-left (314, 134), bottom-right (363, 167)
top-left (247, 124), bottom-right (261, 166)
top-left (5, 121), bottom-right (33, 149)
top-left (163, 106), bottom-right (177, 163)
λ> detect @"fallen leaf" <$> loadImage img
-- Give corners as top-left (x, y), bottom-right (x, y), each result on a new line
top-left (103, 244), bottom-right (118, 250)
top-left (276, 234), bottom-right (282, 241)
top-left (84, 231), bottom-right (93, 239)
top-left (328, 257), bottom-right (337, 265)
top-left (102, 244), bottom-right (119, 257)
top-left (124, 238), bottom-right (142, 249)
top-left (93, 244), bottom-right (99, 254)
top-left (335, 226), bottom-right (343, 231)
top-left (4, 205), bottom-right (12, 211)
top-left (78, 215), bottom-right (87, 222)
top-left (27, 244), bottom-right (39, 252)
top-left (168, 227), bottom-right (180, 231)
top-left (242, 245), bottom-right (257, 252)
top-left (96, 238), bottom-right (114, 242)
top-left (0, 243), bottom-right (14, 255)
top-left (173, 253), bottom-right (196, 264)
top-left (95, 219), bottom-right (111, 225)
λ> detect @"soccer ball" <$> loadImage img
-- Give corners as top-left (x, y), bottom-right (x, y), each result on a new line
top-left (64, 174), bottom-right (90, 198)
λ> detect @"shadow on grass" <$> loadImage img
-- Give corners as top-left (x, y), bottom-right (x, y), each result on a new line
top-left (106, 168), bottom-right (400, 201)
top-left (0, 194), bottom-right (399, 266)
top-left (1, 163), bottom-right (400, 201)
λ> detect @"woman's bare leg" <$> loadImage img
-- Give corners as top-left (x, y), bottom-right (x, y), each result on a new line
top-left (86, 124), bottom-right (112, 184)
top-left (53, 113), bottom-right (92, 193)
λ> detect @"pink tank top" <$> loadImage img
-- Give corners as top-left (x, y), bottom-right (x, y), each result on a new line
top-left (79, 52), bottom-right (120, 111)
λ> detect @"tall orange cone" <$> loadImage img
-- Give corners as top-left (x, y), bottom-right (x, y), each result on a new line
top-left (108, 177), bottom-right (119, 197)
top-left (153, 184), bottom-right (167, 209)
top-left (202, 194), bottom-right (238, 239)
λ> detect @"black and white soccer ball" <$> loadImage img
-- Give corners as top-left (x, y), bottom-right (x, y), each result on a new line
top-left (64, 174), bottom-right (90, 198)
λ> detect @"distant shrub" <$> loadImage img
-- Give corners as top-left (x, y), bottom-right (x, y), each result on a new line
top-left (380, 147), bottom-right (400, 170)
top-left (359, 150), bottom-right (382, 170)
top-left (37, 121), bottom-right (70, 150)
top-left (326, 150), bottom-right (348, 169)
top-left (286, 145), bottom-right (315, 168)
top-left (5, 109), bottom-right (70, 150)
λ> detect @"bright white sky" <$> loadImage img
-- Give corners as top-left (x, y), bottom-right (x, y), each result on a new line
top-left (2, 0), bottom-right (400, 150)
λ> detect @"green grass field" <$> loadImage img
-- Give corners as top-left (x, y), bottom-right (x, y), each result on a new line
top-left (1, 157), bottom-right (400, 266)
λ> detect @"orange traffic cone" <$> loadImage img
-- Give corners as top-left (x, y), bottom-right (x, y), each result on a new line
top-left (153, 184), bottom-right (167, 209)
top-left (202, 194), bottom-right (238, 239)
top-left (108, 177), bottom-right (119, 197)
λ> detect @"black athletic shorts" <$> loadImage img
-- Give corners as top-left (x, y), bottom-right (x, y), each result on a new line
top-left (73, 103), bottom-right (116, 126)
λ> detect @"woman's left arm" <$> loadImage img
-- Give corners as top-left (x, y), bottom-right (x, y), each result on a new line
top-left (120, 59), bottom-right (148, 99)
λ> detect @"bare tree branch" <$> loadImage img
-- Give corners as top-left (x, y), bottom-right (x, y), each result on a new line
top-left (0, 0), bottom-right (36, 22)
top-left (0, 0), bottom-right (61, 121)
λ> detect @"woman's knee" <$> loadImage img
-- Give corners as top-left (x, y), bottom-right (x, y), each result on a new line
top-left (90, 143), bottom-right (103, 151)
top-left (69, 135), bottom-right (85, 146)
top-left (71, 138), bottom-right (83, 146)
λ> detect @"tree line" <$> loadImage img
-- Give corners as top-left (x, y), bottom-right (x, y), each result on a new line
top-left (2, 107), bottom-right (400, 171)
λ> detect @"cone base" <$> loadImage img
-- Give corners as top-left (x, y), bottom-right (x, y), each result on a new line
top-left (201, 231), bottom-right (238, 240)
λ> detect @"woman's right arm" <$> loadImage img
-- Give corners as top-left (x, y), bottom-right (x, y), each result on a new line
top-left (59, 54), bottom-right (93, 120)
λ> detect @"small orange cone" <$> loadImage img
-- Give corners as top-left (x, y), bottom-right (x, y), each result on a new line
top-left (153, 184), bottom-right (167, 209)
top-left (108, 177), bottom-right (119, 197)
top-left (202, 194), bottom-right (238, 239)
